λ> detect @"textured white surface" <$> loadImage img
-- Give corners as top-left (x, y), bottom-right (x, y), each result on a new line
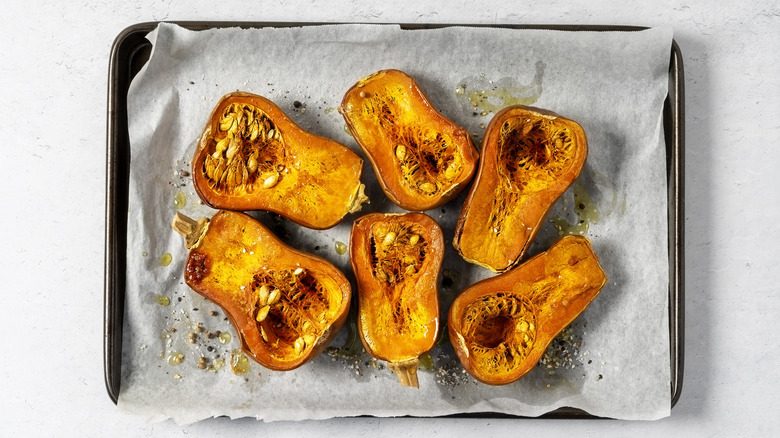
top-left (1, 0), bottom-right (779, 436)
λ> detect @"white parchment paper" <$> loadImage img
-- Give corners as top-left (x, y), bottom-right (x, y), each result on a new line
top-left (120, 23), bottom-right (673, 423)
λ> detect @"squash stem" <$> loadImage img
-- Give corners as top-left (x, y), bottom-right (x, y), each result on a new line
top-left (388, 357), bottom-right (420, 388)
top-left (171, 212), bottom-right (209, 249)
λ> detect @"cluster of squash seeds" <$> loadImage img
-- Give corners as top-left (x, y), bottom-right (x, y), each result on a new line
top-left (359, 91), bottom-right (464, 197)
top-left (249, 267), bottom-right (337, 359)
top-left (369, 221), bottom-right (427, 286)
top-left (202, 102), bottom-right (286, 194)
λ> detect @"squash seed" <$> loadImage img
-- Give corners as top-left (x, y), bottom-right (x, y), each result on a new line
top-left (226, 139), bottom-right (239, 161)
top-left (220, 115), bottom-right (236, 132)
top-left (518, 320), bottom-right (529, 332)
top-left (419, 182), bottom-right (436, 193)
top-left (256, 305), bottom-right (270, 322)
top-left (241, 165), bottom-right (249, 185)
top-left (246, 154), bottom-right (258, 174)
top-left (266, 289), bottom-right (281, 306)
top-left (262, 172), bottom-right (279, 188)
top-left (215, 136), bottom-right (230, 153)
top-left (395, 144), bottom-right (407, 160)
top-left (225, 167), bottom-right (236, 187)
top-left (444, 162), bottom-right (459, 179)
top-left (294, 337), bottom-right (305, 353)
top-left (204, 158), bottom-right (216, 179)
top-left (383, 232), bottom-right (397, 247)
top-left (257, 285), bottom-right (270, 306)
top-left (213, 161), bottom-right (226, 184)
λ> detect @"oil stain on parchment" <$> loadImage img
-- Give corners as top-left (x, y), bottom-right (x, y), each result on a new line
top-left (456, 60), bottom-right (546, 116)
top-left (547, 170), bottom-right (623, 240)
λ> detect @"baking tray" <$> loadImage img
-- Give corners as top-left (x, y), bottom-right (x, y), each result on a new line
top-left (104, 22), bottom-right (684, 417)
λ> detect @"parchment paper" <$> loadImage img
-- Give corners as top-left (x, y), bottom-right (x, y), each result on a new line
top-left (119, 23), bottom-right (673, 423)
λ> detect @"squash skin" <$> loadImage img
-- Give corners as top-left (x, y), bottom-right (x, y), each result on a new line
top-left (453, 105), bottom-right (588, 272)
top-left (192, 92), bottom-right (366, 230)
top-left (448, 235), bottom-right (607, 385)
top-left (340, 70), bottom-right (479, 211)
top-left (181, 210), bottom-right (351, 371)
top-left (349, 212), bottom-right (444, 387)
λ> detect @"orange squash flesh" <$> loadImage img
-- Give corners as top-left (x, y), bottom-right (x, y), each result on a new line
top-left (192, 92), bottom-right (367, 230)
top-left (448, 235), bottom-right (607, 385)
top-left (172, 210), bottom-right (351, 371)
top-left (350, 212), bottom-right (444, 387)
top-left (453, 105), bottom-right (587, 272)
top-left (340, 70), bottom-right (479, 211)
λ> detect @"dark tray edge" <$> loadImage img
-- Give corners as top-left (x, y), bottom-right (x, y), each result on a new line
top-left (668, 39), bottom-right (685, 408)
top-left (104, 21), bottom-right (685, 417)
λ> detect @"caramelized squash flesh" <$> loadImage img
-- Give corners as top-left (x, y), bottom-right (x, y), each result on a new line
top-left (193, 92), bottom-right (367, 229)
top-left (340, 70), bottom-right (478, 211)
top-left (449, 235), bottom-right (607, 385)
top-left (350, 212), bottom-right (444, 387)
top-left (454, 105), bottom-right (587, 272)
top-left (173, 210), bottom-right (351, 371)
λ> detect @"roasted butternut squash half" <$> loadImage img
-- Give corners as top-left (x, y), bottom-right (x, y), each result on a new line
top-left (192, 92), bottom-right (367, 229)
top-left (350, 212), bottom-right (444, 387)
top-left (453, 105), bottom-right (587, 272)
top-left (448, 235), bottom-right (606, 385)
top-left (340, 70), bottom-right (478, 211)
top-left (172, 210), bottom-right (352, 371)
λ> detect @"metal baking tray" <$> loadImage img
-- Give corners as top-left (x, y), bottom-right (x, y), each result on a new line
top-left (104, 22), bottom-right (684, 417)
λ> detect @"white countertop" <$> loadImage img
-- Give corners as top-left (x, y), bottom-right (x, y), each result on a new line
top-left (2, 0), bottom-right (778, 436)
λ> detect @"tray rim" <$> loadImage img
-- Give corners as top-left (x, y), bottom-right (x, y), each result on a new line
top-left (104, 21), bottom-right (685, 418)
